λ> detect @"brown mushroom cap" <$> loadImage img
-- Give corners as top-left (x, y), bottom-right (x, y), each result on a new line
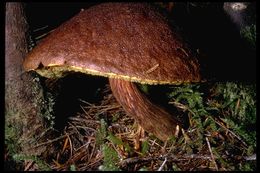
top-left (23, 3), bottom-right (201, 84)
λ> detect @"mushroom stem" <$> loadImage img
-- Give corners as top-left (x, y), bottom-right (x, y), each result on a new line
top-left (109, 78), bottom-right (182, 141)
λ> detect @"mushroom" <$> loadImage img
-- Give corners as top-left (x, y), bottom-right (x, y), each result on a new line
top-left (23, 3), bottom-right (201, 141)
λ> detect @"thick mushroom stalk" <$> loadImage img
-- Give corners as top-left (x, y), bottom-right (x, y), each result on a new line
top-left (109, 78), bottom-right (181, 141)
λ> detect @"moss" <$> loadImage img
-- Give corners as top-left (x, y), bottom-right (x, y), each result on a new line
top-left (5, 72), bottom-right (56, 170)
top-left (99, 144), bottom-right (121, 171)
top-left (240, 24), bottom-right (256, 49)
top-left (167, 82), bottom-right (256, 170)
top-left (5, 117), bottom-right (22, 156)
top-left (12, 154), bottom-right (51, 171)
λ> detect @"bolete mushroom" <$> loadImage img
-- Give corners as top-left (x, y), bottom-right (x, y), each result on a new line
top-left (23, 3), bottom-right (201, 141)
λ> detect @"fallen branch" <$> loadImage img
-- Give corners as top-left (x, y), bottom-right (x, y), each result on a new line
top-left (32, 132), bottom-right (75, 149)
top-left (214, 118), bottom-right (248, 147)
top-left (206, 137), bottom-right (218, 171)
top-left (119, 153), bottom-right (212, 168)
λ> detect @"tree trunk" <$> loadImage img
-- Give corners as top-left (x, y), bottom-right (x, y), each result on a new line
top-left (5, 2), bottom-right (51, 158)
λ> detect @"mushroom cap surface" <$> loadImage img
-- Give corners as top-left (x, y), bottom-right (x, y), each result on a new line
top-left (23, 3), bottom-right (201, 84)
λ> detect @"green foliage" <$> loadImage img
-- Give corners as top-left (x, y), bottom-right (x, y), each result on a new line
top-left (95, 119), bottom-right (107, 147)
top-left (172, 163), bottom-right (181, 171)
top-left (168, 84), bottom-right (207, 148)
top-left (168, 84), bottom-right (207, 116)
top-left (12, 154), bottom-right (51, 171)
top-left (138, 167), bottom-right (149, 171)
top-left (168, 82), bottom-right (256, 170)
top-left (107, 132), bottom-right (133, 155)
top-left (5, 118), bottom-right (21, 156)
top-left (42, 91), bottom-right (55, 128)
top-left (239, 162), bottom-right (256, 171)
top-left (138, 84), bottom-right (150, 95)
top-left (141, 140), bottom-right (150, 155)
top-left (99, 144), bottom-right (121, 171)
top-left (214, 82), bottom-right (256, 147)
top-left (216, 82), bottom-right (256, 122)
top-left (111, 113), bottom-right (121, 122)
top-left (212, 146), bottom-right (232, 169)
top-left (240, 24), bottom-right (256, 49)
top-left (5, 73), bottom-right (56, 171)
top-left (69, 164), bottom-right (76, 171)
top-left (31, 74), bottom-right (55, 129)
top-left (96, 119), bottom-right (122, 171)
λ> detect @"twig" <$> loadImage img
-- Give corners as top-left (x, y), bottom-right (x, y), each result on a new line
top-left (80, 105), bottom-right (94, 119)
top-left (33, 25), bottom-right (49, 32)
top-left (214, 118), bottom-right (248, 147)
top-left (72, 125), bottom-right (97, 132)
top-left (30, 127), bottom-right (53, 143)
top-left (80, 99), bottom-right (120, 110)
top-left (62, 137), bottom-right (69, 153)
top-left (66, 133), bottom-right (73, 158)
top-left (157, 157), bottom-right (167, 171)
top-left (145, 63), bottom-right (159, 74)
top-left (67, 122), bottom-right (86, 142)
top-left (68, 116), bottom-right (100, 124)
top-left (32, 132), bottom-right (75, 148)
top-left (235, 98), bottom-right (240, 114)
top-left (119, 154), bottom-right (213, 168)
top-left (178, 47), bottom-right (189, 57)
top-left (35, 29), bottom-right (55, 40)
top-left (35, 32), bottom-right (49, 40)
top-left (86, 138), bottom-right (97, 162)
top-left (24, 160), bottom-right (34, 171)
top-left (148, 139), bottom-right (163, 148)
top-left (168, 101), bottom-right (188, 111)
top-left (205, 137), bottom-right (218, 171)
top-left (244, 154), bottom-right (256, 161)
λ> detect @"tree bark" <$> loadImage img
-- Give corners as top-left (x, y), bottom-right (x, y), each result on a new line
top-left (5, 2), bottom-right (50, 157)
